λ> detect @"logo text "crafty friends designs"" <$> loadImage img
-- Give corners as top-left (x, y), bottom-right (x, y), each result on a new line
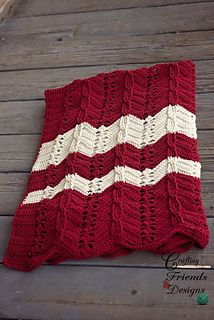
top-left (161, 253), bottom-right (208, 297)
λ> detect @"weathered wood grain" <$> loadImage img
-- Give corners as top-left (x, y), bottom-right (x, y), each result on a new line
top-left (0, 100), bottom-right (43, 133)
top-left (0, 93), bottom-right (213, 134)
top-left (0, 31), bottom-right (213, 71)
top-left (1, 303), bottom-right (214, 320)
top-left (12, 0), bottom-right (214, 17)
top-left (1, 216), bottom-right (214, 266)
top-left (0, 60), bottom-right (213, 101)
top-left (1, 2), bottom-right (214, 36)
top-left (0, 264), bottom-right (213, 320)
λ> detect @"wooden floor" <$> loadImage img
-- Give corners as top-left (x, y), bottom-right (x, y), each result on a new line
top-left (0, 0), bottom-right (214, 319)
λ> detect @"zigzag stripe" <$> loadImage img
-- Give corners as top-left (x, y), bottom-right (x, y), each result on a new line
top-left (22, 157), bottom-right (201, 205)
top-left (27, 133), bottom-right (199, 194)
top-left (31, 104), bottom-right (196, 172)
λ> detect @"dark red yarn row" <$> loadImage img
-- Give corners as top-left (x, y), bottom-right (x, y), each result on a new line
top-left (3, 60), bottom-right (210, 272)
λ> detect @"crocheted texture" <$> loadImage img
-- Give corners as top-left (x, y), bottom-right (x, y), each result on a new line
top-left (3, 60), bottom-right (210, 272)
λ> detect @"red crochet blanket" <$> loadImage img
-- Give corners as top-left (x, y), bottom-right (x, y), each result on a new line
top-left (3, 60), bottom-right (210, 272)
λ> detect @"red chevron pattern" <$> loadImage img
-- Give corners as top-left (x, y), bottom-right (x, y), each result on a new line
top-left (3, 60), bottom-right (210, 272)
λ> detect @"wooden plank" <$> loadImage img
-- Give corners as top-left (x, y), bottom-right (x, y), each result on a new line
top-left (1, 302), bottom-right (214, 320)
top-left (0, 130), bottom-right (213, 172)
top-left (196, 93), bottom-right (214, 129)
top-left (1, 216), bottom-right (214, 266)
top-left (12, 0), bottom-right (214, 17)
top-left (0, 30), bottom-right (214, 71)
top-left (0, 130), bottom-right (214, 215)
top-left (0, 60), bottom-right (213, 101)
top-left (0, 100), bottom-right (43, 134)
top-left (0, 264), bottom-right (213, 320)
top-left (1, 172), bottom-right (213, 217)
top-left (1, 2), bottom-right (214, 36)
top-left (0, 93), bottom-right (213, 134)
top-left (0, 141), bottom-right (214, 216)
